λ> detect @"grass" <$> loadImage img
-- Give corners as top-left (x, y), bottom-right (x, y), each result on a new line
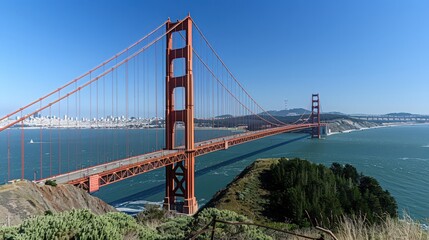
top-left (335, 213), bottom-right (429, 240)
top-left (204, 158), bottom-right (291, 227)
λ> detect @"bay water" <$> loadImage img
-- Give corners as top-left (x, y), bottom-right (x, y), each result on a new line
top-left (1, 125), bottom-right (428, 220)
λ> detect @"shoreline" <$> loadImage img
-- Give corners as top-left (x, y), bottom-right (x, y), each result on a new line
top-left (327, 121), bottom-right (429, 136)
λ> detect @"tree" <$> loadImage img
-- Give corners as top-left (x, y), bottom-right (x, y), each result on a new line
top-left (268, 158), bottom-right (397, 227)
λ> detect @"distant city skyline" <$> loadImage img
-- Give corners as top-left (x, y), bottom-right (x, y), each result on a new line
top-left (1, 1), bottom-right (428, 115)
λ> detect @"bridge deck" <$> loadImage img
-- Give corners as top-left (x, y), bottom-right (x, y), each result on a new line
top-left (40, 124), bottom-right (318, 192)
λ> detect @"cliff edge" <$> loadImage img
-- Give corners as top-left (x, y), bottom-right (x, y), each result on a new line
top-left (0, 180), bottom-right (116, 226)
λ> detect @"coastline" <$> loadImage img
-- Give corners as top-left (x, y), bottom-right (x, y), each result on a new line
top-left (326, 120), bottom-right (429, 136)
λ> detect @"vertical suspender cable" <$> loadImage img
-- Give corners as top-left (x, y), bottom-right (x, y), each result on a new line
top-left (20, 111), bottom-right (24, 180)
top-left (7, 129), bottom-right (10, 181)
top-left (49, 106), bottom-right (52, 175)
top-left (102, 65), bottom-right (106, 163)
top-left (155, 41), bottom-right (158, 151)
top-left (58, 91), bottom-right (61, 174)
top-left (126, 61), bottom-right (129, 157)
top-left (89, 72), bottom-right (92, 168)
top-left (39, 101), bottom-right (43, 179)
top-left (67, 93), bottom-right (70, 173)
top-left (78, 88), bottom-right (82, 169)
top-left (75, 81), bottom-right (78, 170)
top-left (115, 58), bottom-right (119, 159)
top-left (96, 70), bottom-right (100, 164)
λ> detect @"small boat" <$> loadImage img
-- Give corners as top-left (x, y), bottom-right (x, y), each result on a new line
top-left (29, 139), bottom-right (34, 144)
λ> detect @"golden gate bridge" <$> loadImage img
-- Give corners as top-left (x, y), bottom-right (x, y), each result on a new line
top-left (0, 15), bottom-right (323, 214)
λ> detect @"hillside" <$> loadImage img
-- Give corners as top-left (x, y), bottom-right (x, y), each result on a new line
top-left (205, 158), bottom-right (398, 227)
top-left (0, 180), bottom-right (116, 226)
top-left (266, 108), bottom-right (311, 117)
top-left (204, 158), bottom-right (276, 225)
top-left (326, 118), bottom-right (381, 133)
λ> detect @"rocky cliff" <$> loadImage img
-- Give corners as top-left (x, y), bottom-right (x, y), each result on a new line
top-left (0, 180), bottom-right (116, 226)
top-left (327, 118), bottom-right (382, 133)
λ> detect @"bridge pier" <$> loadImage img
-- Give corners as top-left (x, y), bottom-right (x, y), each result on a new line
top-left (163, 16), bottom-right (198, 215)
top-left (89, 174), bottom-right (100, 193)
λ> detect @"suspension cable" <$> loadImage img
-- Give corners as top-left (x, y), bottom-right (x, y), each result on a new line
top-left (192, 18), bottom-right (287, 126)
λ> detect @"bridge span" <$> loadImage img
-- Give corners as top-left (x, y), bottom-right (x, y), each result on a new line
top-left (42, 123), bottom-right (318, 192)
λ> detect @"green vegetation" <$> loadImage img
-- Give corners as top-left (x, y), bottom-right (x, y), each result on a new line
top-left (0, 207), bottom-right (273, 240)
top-left (0, 209), bottom-right (157, 240)
top-left (193, 208), bottom-right (271, 240)
top-left (269, 158), bottom-right (397, 227)
top-left (206, 158), bottom-right (404, 235)
top-left (44, 210), bottom-right (53, 216)
top-left (44, 179), bottom-right (57, 187)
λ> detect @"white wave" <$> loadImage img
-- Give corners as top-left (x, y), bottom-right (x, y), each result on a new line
top-left (422, 145), bottom-right (429, 148)
top-left (414, 158), bottom-right (429, 162)
top-left (115, 200), bottom-right (164, 213)
top-left (118, 200), bottom-right (163, 206)
top-left (115, 207), bottom-right (142, 213)
top-left (399, 157), bottom-right (428, 162)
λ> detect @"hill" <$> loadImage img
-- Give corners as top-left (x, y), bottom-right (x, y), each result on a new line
top-left (0, 180), bottom-right (116, 226)
top-left (386, 112), bottom-right (414, 116)
top-left (206, 158), bottom-right (397, 228)
top-left (266, 108), bottom-right (310, 117)
top-left (204, 158), bottom-right (277, 225)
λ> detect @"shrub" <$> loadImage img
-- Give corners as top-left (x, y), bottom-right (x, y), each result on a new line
top-left (191, 208), bottom-right (272, 240)
top-left (45, 179), bottom-right (57, 187)
top-left (0, 209), bottom-right (159, 240)
top-left (44, 210), bottom-right (53, 215)
top-left (136, 204), bottom-right (165, 226)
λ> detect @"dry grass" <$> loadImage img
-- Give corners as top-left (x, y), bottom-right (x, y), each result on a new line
top-left (335, 213), bottom-right (429, 240)
top-left (277, 214), bottom-right (428, 240)
top-left (204, 158), bottom-right (279, 224)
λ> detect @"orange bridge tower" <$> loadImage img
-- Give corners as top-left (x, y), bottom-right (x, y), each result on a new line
top-left (163, 16), bottom-right (198, 214)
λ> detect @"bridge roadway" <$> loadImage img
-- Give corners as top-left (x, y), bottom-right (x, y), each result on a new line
top-left (40, 123), bottom-right (317, 192)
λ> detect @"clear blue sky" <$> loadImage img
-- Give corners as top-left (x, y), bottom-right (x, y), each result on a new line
top-left (1, 0), bottom-right (428, 115)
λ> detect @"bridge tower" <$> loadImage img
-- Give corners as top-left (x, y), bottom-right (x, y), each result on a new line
top-left (311, 94), bottom-right (321, 139)
top-left (163, 16), bottom-right (198, 214)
